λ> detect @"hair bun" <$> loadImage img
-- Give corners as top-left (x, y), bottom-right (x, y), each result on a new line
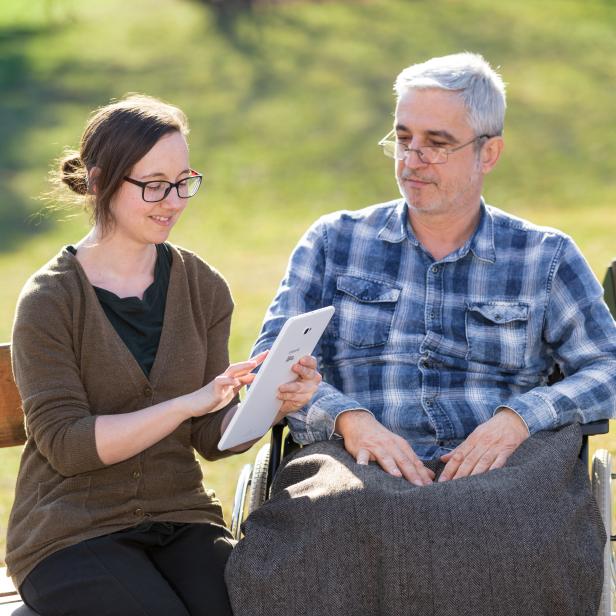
top-left (60, 155), bottom-right (88, 195)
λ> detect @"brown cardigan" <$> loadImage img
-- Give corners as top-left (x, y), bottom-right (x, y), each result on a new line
top-left (6, 244), bottom-right (238, 588)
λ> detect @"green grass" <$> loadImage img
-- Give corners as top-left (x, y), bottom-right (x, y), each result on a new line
top-left (0, 0), bottom-right (615, 565)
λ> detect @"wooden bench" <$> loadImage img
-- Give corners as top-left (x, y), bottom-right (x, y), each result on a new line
top-left (0, 344), bottom-right (37, 615)
top-left (0, 348), bottom-right (30, 616)
top-left (0, 344), bottom-right (25, 450)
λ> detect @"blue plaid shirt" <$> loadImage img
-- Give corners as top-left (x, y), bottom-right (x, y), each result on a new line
top-left (252, 199), bottom-right (616, 460)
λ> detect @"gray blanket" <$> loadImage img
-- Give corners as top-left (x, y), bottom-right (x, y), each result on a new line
top-left (226, 424), bottom-right (605, 615)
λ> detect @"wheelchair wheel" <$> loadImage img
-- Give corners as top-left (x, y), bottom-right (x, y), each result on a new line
top-left (247, 443), bottom-right (270, 515)
top-left (592, 449), bottom-right (614, 616)
top-left (230, 463), bottom-right (252, 541)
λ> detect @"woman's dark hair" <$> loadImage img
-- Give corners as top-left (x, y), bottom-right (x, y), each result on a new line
top-left (56, 94), bottom-right (189, 234)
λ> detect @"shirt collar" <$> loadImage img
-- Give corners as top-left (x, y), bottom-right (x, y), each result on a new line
top-left (377, 198), bottom-right (496, 263)
top-left (468, 200), bottom-right (496, 263)
top-left (377, 200), bottom-right (418, 245)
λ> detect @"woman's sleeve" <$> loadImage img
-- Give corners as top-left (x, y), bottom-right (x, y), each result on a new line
top-left (12, 280), bottom-right (106, 476)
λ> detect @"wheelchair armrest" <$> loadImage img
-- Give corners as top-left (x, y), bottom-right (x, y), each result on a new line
top-left (266, 422), bottom-right (304, 491)
top-left (580, 419), bottom-right (610, 436)
top-left (266, 423), bottom-right (286, 492)
top-left (579, 419), bottom-right (610, 466)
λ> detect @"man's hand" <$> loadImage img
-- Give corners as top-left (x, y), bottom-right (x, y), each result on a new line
top-left (335, 410), bottom-right (434, 486)
top-left (438, 408), bottom-right (529, 482)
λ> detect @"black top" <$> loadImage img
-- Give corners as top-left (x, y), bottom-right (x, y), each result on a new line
top-left (67, 243), bottom-right (172, 376)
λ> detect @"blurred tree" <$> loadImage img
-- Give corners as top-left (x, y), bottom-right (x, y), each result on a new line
top-left (190, 0), bottom-right (259, 46)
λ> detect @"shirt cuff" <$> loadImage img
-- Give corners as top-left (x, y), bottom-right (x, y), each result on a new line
top-left (286, 391), bottom-right (371, 444)
top-left (495, 392), bottom-right (559, 434)
top-left (493, 406), bottom-right (530, 436)
top-left (330, 407), bottom-right (375, 440)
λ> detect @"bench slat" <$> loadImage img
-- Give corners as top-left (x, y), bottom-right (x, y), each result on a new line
top-left (0, 345), bottom-right (26, 448)
top-left (0, 568), bottom-right (18, 599)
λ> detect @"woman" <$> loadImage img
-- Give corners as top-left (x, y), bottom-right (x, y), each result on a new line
top-left (5, 94), bottom-right (320, 616)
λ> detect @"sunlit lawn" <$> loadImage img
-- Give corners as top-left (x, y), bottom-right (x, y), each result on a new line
top-left (0, 0), bottom-right (615, 565)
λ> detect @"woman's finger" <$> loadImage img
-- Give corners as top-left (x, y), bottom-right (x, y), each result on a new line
top-left (214, 375), bottom-right (236, 388)
top-left (224, 351), bottom-right (269, 378)
top-left (237, 373), bottom-right (257, 385)
top-left (224, 360), bottom-right (258, 377)
top-left (252, 350), bottom-right (269, 365)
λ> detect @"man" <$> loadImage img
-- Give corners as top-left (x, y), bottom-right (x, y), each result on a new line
top-left (252, 52), bottom-right (616, 480)
top-left (226, 53), bottom-right (616, 616)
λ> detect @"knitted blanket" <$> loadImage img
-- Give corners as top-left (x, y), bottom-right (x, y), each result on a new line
top-left (226, 424), bottom-right (605, 616)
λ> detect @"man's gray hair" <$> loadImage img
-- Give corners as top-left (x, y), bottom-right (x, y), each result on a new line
top-left (394, 52), bottom-right (506, 137)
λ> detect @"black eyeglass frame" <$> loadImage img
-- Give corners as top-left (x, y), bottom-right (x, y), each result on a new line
top-left (123, 170), bottom-right (204, 203)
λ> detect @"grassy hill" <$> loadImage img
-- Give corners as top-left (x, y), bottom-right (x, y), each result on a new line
top-left (0, 0), bottom-right (615, 565)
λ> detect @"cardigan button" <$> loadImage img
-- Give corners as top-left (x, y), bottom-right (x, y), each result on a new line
top-left (134, 508), bottom-right (144, 517)
top-left (132, 471), bottom-right (141, 480)
top-left (143, 386), bottom-right (153, 397)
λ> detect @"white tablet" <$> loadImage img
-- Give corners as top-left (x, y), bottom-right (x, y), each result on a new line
top-left (218, 306), bottom-right (335, 450)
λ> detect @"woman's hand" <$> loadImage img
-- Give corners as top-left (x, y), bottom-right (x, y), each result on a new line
top-left (276, 355), bottom-right (321, 417)
top-left (184, 351), bottom-right (268, 418)
top-left (96, 352), bottom-right (268, 465)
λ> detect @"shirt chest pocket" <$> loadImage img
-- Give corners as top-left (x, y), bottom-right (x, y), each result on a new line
top-left (334, 275), bottom-right (400, 348)
top-left (465, 301), bottom-right (530, 370)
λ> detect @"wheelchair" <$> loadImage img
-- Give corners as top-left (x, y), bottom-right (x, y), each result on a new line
top-left (232, 259), bottom-right (616, 616)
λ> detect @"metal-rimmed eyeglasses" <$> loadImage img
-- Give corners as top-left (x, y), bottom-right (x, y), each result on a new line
top-left (378, 129), bottom-right (492, 165)
top-left (123, 170), bottom-right (203, 203)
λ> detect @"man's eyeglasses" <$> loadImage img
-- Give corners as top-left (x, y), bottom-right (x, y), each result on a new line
top-left (123, 170), bottom-right (203, 203)
top-left (378, 129), bottom-right (492, 165)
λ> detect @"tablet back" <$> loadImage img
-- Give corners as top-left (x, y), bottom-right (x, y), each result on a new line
top-left (218, 306), bottom-right (334, 450)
